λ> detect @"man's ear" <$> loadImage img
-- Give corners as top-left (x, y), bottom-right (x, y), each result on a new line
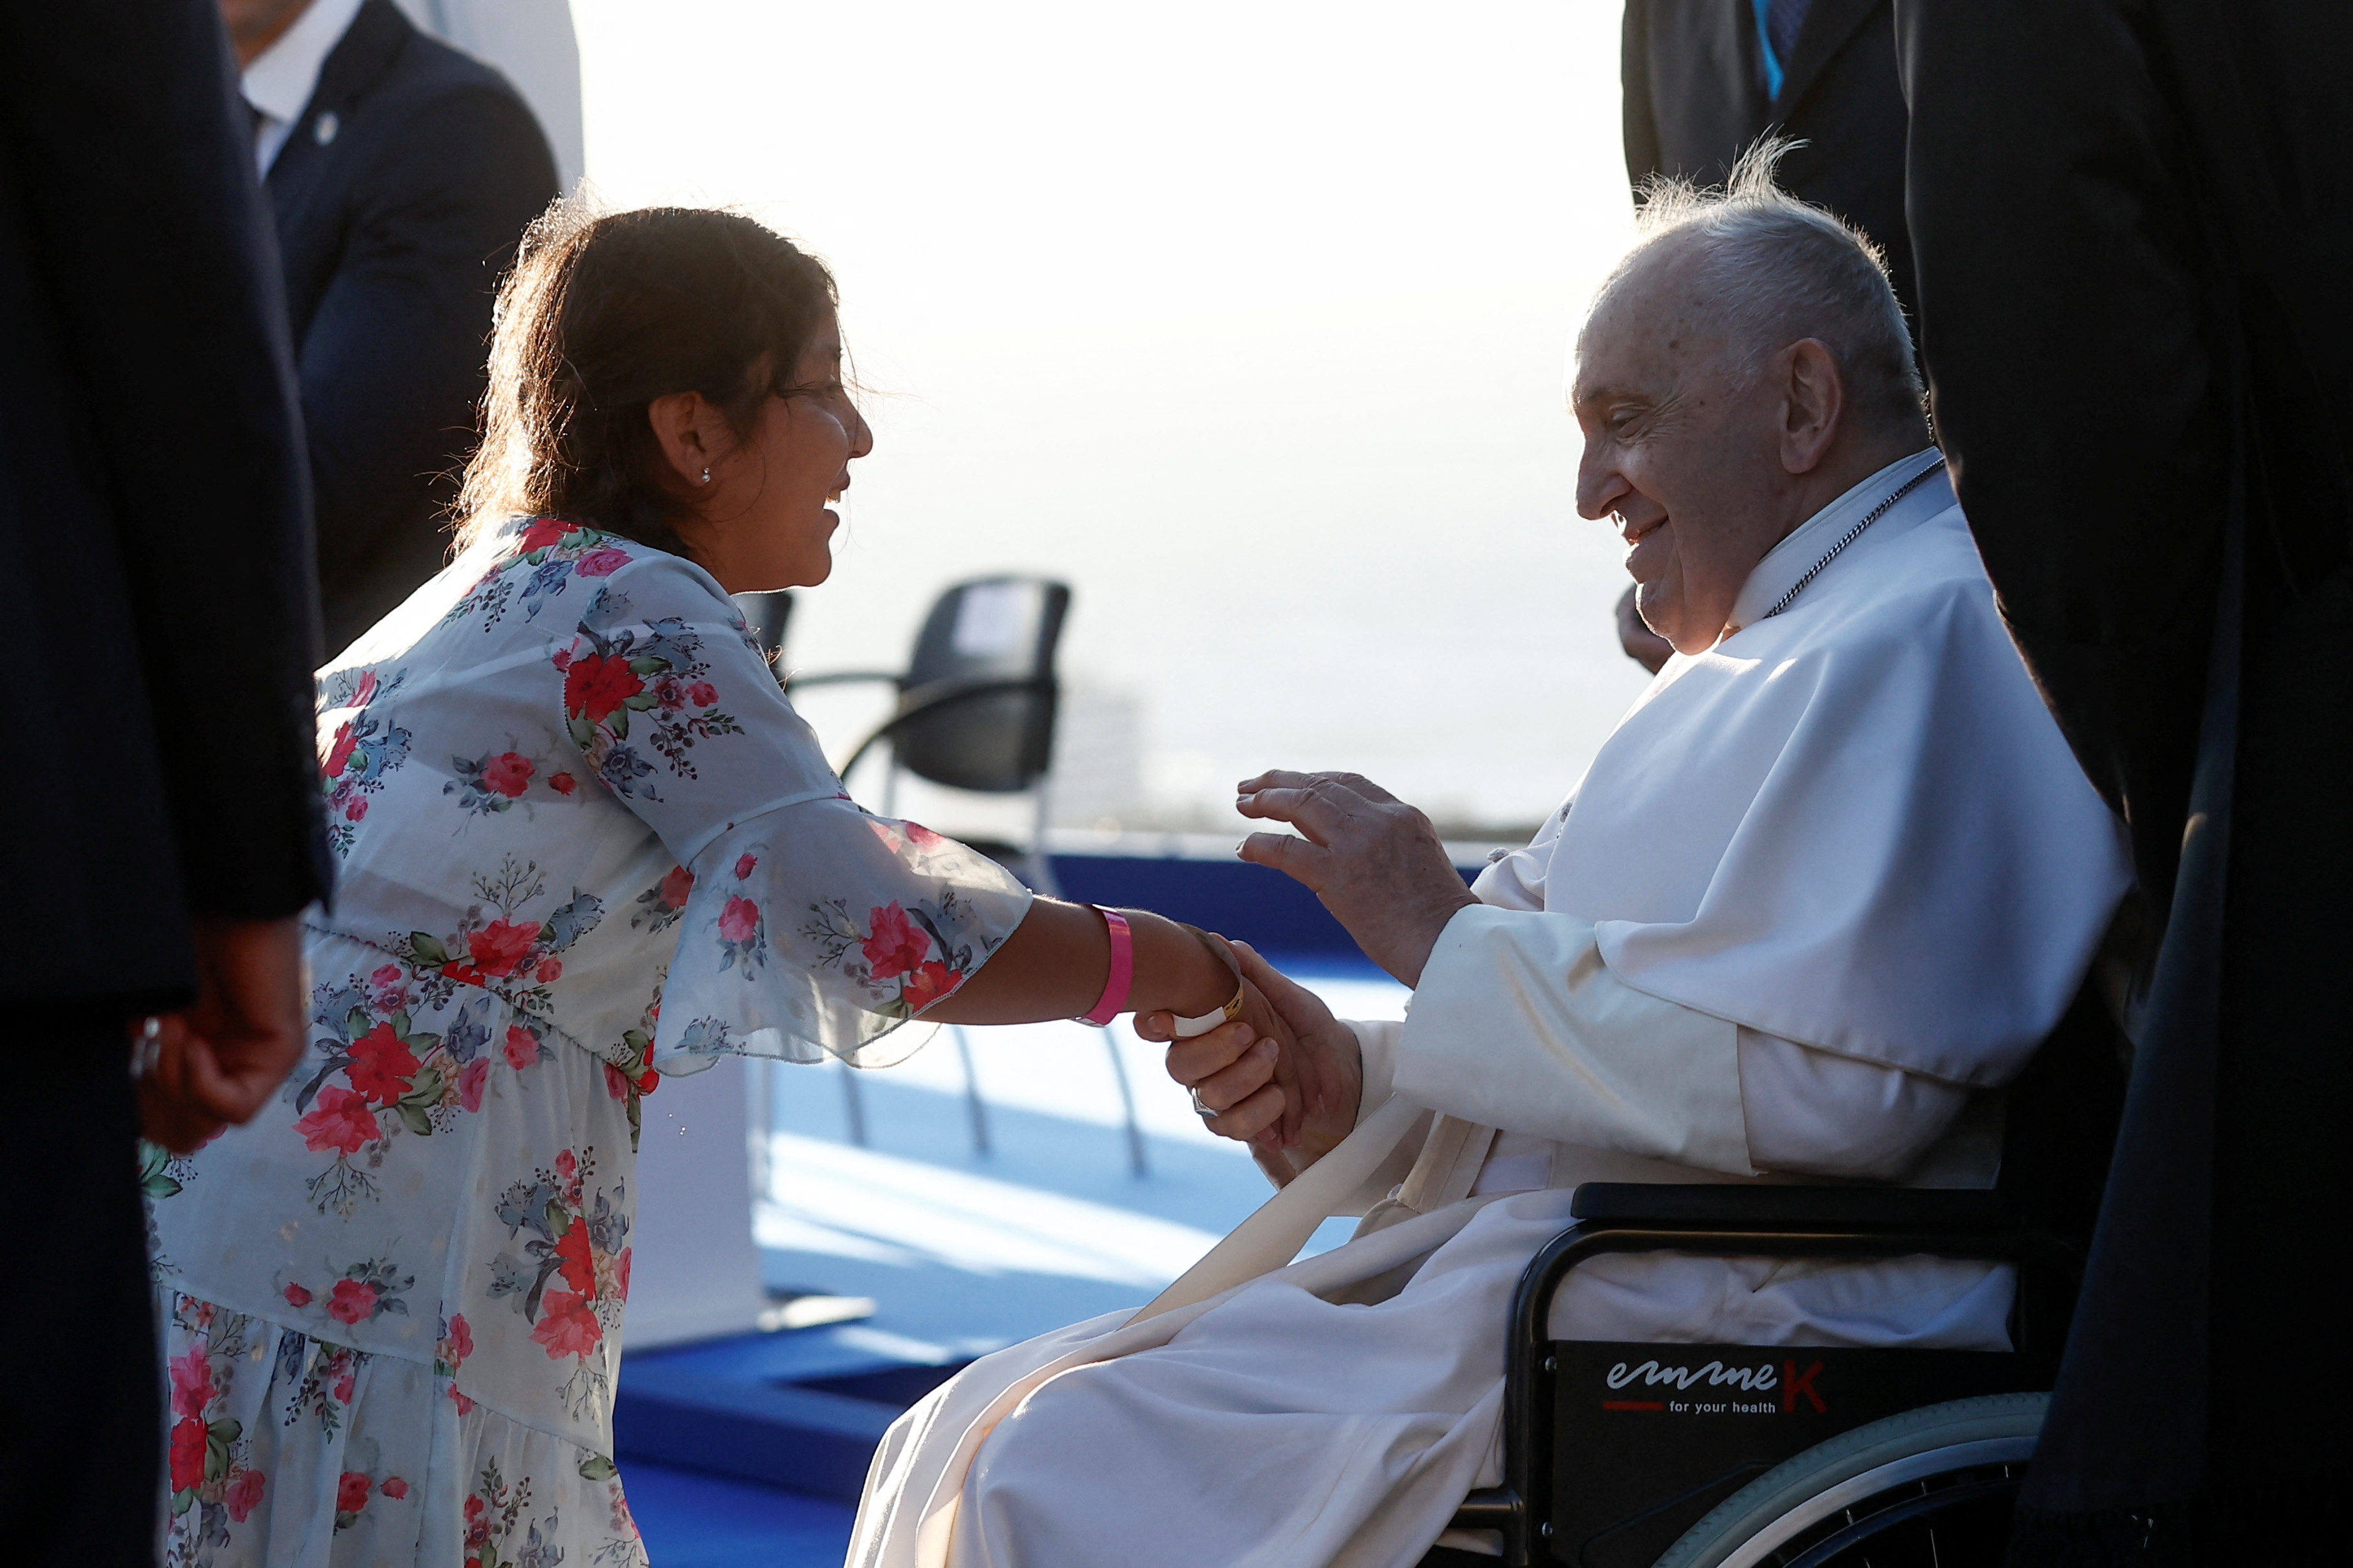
top-left (1779, 338), bottom-right (1846, 476)
top-left (647, 390), bottom-right (725, 489)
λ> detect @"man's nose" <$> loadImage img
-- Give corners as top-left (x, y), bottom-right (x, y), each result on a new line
top-left (1576, 447), bottom-right (1631, 522)
top-left (849, 402), bottom-right (875, 459)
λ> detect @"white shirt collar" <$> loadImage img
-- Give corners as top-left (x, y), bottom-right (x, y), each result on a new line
top-left (1724, 446), bottom-right (1949, 637)
top-left (241, 0), bottom-right (368, 173)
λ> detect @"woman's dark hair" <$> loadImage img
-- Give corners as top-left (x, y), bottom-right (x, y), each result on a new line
top-left (456, 202), bottom-right (838, 553)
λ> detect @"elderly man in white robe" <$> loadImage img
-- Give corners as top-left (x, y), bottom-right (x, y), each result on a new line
top-left (849, 150), bottom-right (2132, 1568)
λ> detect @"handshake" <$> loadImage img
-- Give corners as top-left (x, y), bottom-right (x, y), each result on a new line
top-left (1136, 769), bottom-right (1478, 1184)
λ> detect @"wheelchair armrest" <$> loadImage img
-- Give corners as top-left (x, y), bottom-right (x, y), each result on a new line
top-left (1568, 1182), bottom-right (2020, 1234)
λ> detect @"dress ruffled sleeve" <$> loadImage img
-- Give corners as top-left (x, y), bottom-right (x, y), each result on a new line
top-left (554, 547), bottom-right (1034, 1072)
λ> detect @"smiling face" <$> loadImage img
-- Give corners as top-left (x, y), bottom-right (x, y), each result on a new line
top-left (1572, 241), bottom-right (1813, 654)
top-left (662, 318), bottom-right (873, 593)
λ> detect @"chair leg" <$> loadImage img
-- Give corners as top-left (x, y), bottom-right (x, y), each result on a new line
top-left (839, 1059), bottom-right (868, 1147)
top-left (953, 1025), bottom-right (991, 1156)
top-left (1101, 1031), bottom-right (1148, 1177)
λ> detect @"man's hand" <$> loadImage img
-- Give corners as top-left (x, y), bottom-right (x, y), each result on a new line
top-left (1234, 771), bottom-right (1476, 986)
top-left (1141, 942), bottom-right (1364, 1186)
top-left (137, 915), bottom-right (308, 1154)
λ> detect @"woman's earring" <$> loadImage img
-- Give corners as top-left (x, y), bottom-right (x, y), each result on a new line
top-left (698, 467), bottom-right (711, 485)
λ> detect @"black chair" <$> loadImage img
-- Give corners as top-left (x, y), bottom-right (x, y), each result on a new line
top-left (1422, 986), bottom-right (2124, 1568)
top-left (732, 589), bottom-right (795, 674)
top-left (1422, 1184), bottom-right (2078, 1568)
top-left (786, 575), bottom-right (1070, 888)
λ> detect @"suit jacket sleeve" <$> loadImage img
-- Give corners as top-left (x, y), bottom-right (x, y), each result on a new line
top-left (304, 81), bottom-right (556, 621)
top-left (0, 0), bottom-right (329, 928)
top-left (1620, 0), bottom-right (1664, 187)
top-left (1895, 0), bottom-right (2225, 905)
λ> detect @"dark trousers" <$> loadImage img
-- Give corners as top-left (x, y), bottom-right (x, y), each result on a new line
top-left (1, 1012), bottom-right (158, 1567)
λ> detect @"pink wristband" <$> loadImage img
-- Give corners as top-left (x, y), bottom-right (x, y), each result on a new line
top-left (1078, 908), bottom-right (1133, 1026)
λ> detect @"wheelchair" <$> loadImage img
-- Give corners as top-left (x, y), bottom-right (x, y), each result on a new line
top-left (1413, 1181), bottom-right (2080, 1568)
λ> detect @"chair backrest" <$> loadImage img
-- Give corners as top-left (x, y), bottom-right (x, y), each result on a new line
top-left (731, 590), bottom-right (794, 674)
top-left (895, 577), bottom-right (1070, 793)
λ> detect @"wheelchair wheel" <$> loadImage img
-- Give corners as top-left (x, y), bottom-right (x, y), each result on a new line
top-left (1649, 1391), bottom-right (2047, 1568)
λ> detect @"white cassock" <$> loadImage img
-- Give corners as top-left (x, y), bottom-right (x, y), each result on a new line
top-left (847, 448), bottom-right (2134, 1568)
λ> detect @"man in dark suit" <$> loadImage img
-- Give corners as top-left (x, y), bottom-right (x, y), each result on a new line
top-left (223, 0), bottom-right (559, 652)
top-left (0, 1), bottom-right (333, 1560)
top-left (1620, 0), bottom-right (1914, 323)
top-left (1900, 0), bottom-right (2351, 1556)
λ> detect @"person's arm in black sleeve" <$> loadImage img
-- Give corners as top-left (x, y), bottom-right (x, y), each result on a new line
top-left (1620, 0), bottom-right (1664, 188)
top-left (1895, 0), bottom-right (2225, 909)
top-left (305, 83), bottom-right (557, 640)
top-left (0, 0), bottom-right (330, 920)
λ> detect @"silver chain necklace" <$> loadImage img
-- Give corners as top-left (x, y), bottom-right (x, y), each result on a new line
top-left (1757, 463), bottom-right (1941, 621)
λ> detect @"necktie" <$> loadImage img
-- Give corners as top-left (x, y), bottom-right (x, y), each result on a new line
top-left (1767, 0), bottom-right (1812, 84)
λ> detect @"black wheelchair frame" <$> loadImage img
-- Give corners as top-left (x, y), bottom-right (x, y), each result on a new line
top-left (1431, 1182), bottom-right (2084, 1567)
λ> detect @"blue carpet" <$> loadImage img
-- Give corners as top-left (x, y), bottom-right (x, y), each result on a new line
top-left (627, 1461), bottom-right (853, 1568)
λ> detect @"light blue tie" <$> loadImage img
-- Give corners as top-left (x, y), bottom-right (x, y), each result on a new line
top-left (1750, 0), bottom-right (1812, 100)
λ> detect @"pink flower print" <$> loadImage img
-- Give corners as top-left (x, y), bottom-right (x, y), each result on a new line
top-left (905, 821), bottom-right (948, 852)
top-left (534, 956), bottom-right (563, 982)
top-left (549, 771), bottom-right (578, 796)
top-left (530, 1289), bottom-right (604, 1359)
top-left (519, 517), bottom-right (571, 551)
top-left (451, 1385), bottom-right (474, 1415)
top-left (380, 1476), bottom-right (408, 1501)
top-left (482, 751), bottom-right (535, 797)
top-left (861, 903), bottom-right (928, 979)
top-left (550, 645), bottom-right (575, 672)
top-left (616, 1246), bottom-right (632, 1301)
top-left (345, 1022), bottom-right (419, 1105)
top-left (337, 1471), bottom-right (371, 1514)
top-left (283, 1282), bottom-right (313, 1308)
top-left (168, 1418), bottom-right (205, 1492)
top-left (458, 1057), bottom-right (489, 1112)
top-left (652, 676), bottom-right (687, 712)
top-left (226, 1468), bottom-right (265, 1523)
top-left (555, 1149), bottom-right (577, 1181)
top-left (331, 1354), bottom-right (357, 1404)
top-left (166, 1343), bottom-right (214, 1420)
top-left (604, 1062), bottom-right (630, 1101)
top-left (344, 795), bottom-right (368, 822)
top-left (326, 1279), bottom-right (379, 1325)
top-left (575, 546), bottom-right (631, 577)
top-left (445, 1314), bottom-right (473, 1367)
top-left (502, 1024), bottom-right (541, 1070)
top-left (733, 853), bottom-right (758, 879)
top-left (465, 1494), bottom-right (489, 1545)
top-left (564, 653), bottom-right (643, 725)
top-left (295, 1086), bottom-right (381, 1155)
top-left (352, 667), bottom-right (379, 705)
top-left (901, 960), bottom-right (959, 1013)
top-left (465, 918), bottom-right (540, 978)
top-left (689, 679), bottom-right (719, 707)
top-left (554, 1216), bottom-right (596, 1296)
top-left (660, 865), bottom-right (695, 906)
top-left (322, 722), bottom-right (358, 780)
top-left (719, 895), bottom-right (760, 944)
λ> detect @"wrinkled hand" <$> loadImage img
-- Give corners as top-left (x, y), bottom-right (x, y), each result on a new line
top-left (1234, 771), bottom-right (1476, 986)
top-left (1141, 942), bottom-right (1363, 1186)
top-left (137, 915), bottom-right (308, 1154)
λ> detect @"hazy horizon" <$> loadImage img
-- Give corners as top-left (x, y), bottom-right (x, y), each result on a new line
top-left (572, 0), bottom-right (1649, 839)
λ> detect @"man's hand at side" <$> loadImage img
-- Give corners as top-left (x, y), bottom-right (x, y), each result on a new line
top-left (137, 915), bottom-right (307, 1154)
top-left (1234, 771), bottom-right (1477, 986)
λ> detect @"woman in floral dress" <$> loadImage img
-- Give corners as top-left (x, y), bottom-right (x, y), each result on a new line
top-left (146, 205), bottom-right (1302, 1567)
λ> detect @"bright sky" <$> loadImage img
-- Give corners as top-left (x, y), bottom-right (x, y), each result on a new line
top-left (572, 0), bottom-right (1647, 834)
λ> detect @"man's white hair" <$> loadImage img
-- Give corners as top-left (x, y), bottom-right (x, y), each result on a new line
top-left (1602, 138), bottom-right (1924, 427)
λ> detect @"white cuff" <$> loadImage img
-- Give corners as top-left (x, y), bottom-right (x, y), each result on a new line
top-left (1399, 904), bottom-right (1753, 1175)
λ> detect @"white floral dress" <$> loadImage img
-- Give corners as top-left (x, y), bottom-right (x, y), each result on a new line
top-left (146, 518), bottom-right (1031, 1568)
